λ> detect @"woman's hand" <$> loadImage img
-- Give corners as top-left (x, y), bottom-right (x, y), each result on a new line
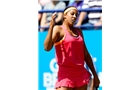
top-left (50, 12), bottom-right (57, 25)
top-left (93, 75), bottom-right (100, 89)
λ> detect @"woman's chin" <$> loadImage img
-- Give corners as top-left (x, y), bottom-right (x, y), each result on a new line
top-left (70, 21), bottom-right (75, 25)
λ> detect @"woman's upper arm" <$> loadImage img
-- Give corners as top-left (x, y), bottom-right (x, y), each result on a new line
top-left (52, 25), bottom-right (60, 44)
top-left (78, 28), bottom-right (89, 56)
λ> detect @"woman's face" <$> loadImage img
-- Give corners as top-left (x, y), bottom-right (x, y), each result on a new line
top-left (64, 9), bottom-right (78, 25)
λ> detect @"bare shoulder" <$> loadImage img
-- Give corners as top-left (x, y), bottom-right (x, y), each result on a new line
top-left (54, 25), bottom-right (62, 29)
top-left (52, 25), bottom-right (64, 42)
top-left (53, 25), bottom-right (63, 33)
top-left (52, 25), bottom-right (64, 39)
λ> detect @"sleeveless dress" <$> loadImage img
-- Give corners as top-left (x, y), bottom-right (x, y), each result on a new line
top-left (54, 25), bottom-right (91, 88)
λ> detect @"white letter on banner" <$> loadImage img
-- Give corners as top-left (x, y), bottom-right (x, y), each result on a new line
top-left (43, 73), bottom-right (52, 87)
top-left (50, 58), bottom-right (58, 72)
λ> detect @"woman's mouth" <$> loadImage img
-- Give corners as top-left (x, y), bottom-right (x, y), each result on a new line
top-left (71, 19), bottom-right (76, 22)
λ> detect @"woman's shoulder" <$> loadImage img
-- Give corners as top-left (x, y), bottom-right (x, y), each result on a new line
top-left (54, 25), bottom-right (62, 29)
top-left (53, 25), bottom-right (63, 32)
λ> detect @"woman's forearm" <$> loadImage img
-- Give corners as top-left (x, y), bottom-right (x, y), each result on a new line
top-left (85, 53), bottom-right (98, 77)
top-left (44, 22), bottom-right (54, 51)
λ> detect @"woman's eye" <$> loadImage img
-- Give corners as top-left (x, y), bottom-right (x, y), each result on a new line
top-left (71, 13), bottom-right (74, 15)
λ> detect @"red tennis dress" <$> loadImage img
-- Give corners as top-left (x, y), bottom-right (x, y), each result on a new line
top-left (54, 25), bottom-right (91, 88)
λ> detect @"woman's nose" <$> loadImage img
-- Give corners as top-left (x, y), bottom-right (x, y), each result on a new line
top-left (73, 14), bottom-right (76, 18)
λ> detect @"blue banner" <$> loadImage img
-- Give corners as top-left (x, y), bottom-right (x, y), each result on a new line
top-left (38, 30), bottom-right (102, 90)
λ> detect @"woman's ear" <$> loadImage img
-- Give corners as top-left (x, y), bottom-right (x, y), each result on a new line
top-left (63, 13), bottom-right (66, 19)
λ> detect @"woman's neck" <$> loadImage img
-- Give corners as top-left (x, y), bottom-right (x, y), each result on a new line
top-left (62, 22), bottom-right (74, 30)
